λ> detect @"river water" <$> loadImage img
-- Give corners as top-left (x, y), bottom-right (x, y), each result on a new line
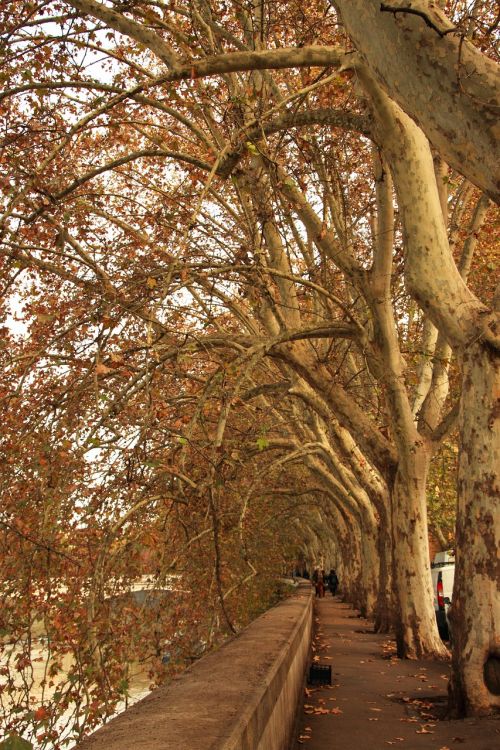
top-left (1, 636), bottom-right (153, 747)
top-left (1, 579), bottom-right (181, 746)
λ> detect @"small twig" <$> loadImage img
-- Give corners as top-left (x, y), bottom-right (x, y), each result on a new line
top-left (380, 3), bottom-right (457, 37)
top-left (0, 520), bottom-right (80, 565)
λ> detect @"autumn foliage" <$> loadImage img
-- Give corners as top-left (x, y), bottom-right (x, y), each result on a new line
top-left (0, 0), bottom-right (499, 743)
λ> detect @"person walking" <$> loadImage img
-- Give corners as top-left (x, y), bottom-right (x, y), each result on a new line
top-left (316, 571), bottom-right (326, 598)
top-left (328, 569), bottom-right (339, 596)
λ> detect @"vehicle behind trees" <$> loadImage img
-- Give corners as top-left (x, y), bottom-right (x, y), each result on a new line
top-left (431, 550), bottom-right (455, 641)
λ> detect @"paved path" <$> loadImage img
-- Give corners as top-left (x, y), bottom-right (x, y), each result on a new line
top-left (293, 597), bottom-right (499, 750)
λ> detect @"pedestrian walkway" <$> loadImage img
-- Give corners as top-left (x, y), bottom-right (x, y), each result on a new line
top-left (293, 598), bottom-right (499, 750)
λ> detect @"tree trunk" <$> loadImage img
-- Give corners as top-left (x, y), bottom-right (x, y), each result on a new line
top-left (358, 521), bottom-right (379, 619)
top-left (449, 340), bottom-right (500, 714)
top-left (374, 506), bottom-right (395, 633)
top-left (391, 448), bottom-right (449, 658)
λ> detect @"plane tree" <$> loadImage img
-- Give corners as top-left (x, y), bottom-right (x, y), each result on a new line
top-left (1, 0), bottom-right (498, 724)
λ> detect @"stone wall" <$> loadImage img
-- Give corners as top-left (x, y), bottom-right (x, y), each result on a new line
top-left (77, 581), bottom-right (313, 750)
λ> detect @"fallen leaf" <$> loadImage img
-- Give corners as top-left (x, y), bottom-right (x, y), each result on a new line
top-left (330, 707), bottom-right (343, 714)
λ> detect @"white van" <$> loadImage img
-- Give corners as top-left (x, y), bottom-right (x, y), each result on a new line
top-left (430, 550), bottom-right (455, 640)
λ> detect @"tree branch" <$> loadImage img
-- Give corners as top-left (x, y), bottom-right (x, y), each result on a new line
top-left (431, 400), bottom-right (460, 444)
top-left (65, 0), bottom-right (182, 70)
top-left (380, 3), bottom-right (456, 37)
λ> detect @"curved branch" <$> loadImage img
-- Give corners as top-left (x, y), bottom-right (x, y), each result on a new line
top-left (218, 108), bottom-right (371, 177)
top-left (45, 149), bottom-right (211, 203)
top-left (65, 0), bottom-right (181, 70)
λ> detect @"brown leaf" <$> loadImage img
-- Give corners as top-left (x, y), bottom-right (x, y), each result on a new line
top-left (95, 362), bottom-right (112, 375)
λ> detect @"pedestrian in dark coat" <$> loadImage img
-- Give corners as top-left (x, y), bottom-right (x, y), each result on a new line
top-left (328, 569), bottom-right (339, 595)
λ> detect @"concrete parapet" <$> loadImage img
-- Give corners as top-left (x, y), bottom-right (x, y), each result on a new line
top-left (77, 581), bottom-right (313, 750)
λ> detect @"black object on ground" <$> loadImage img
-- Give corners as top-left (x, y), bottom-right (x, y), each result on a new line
top-left (308, 663), bottom-right (331, 685)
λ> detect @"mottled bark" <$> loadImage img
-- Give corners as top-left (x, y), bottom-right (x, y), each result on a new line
top-left (391, 452), bottom-right (449, 658)
top-left (449, 340), bottom-right (500, 714)
top-left (374, 507), bottom-right (395, 634)
top-left (334, 0), bottom-right (500, 203)
top-left (359, 523), bottom-right (380, 619)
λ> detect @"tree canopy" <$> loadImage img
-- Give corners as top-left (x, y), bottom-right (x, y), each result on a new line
top-left (0, 1), bottom-right (499, 745)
